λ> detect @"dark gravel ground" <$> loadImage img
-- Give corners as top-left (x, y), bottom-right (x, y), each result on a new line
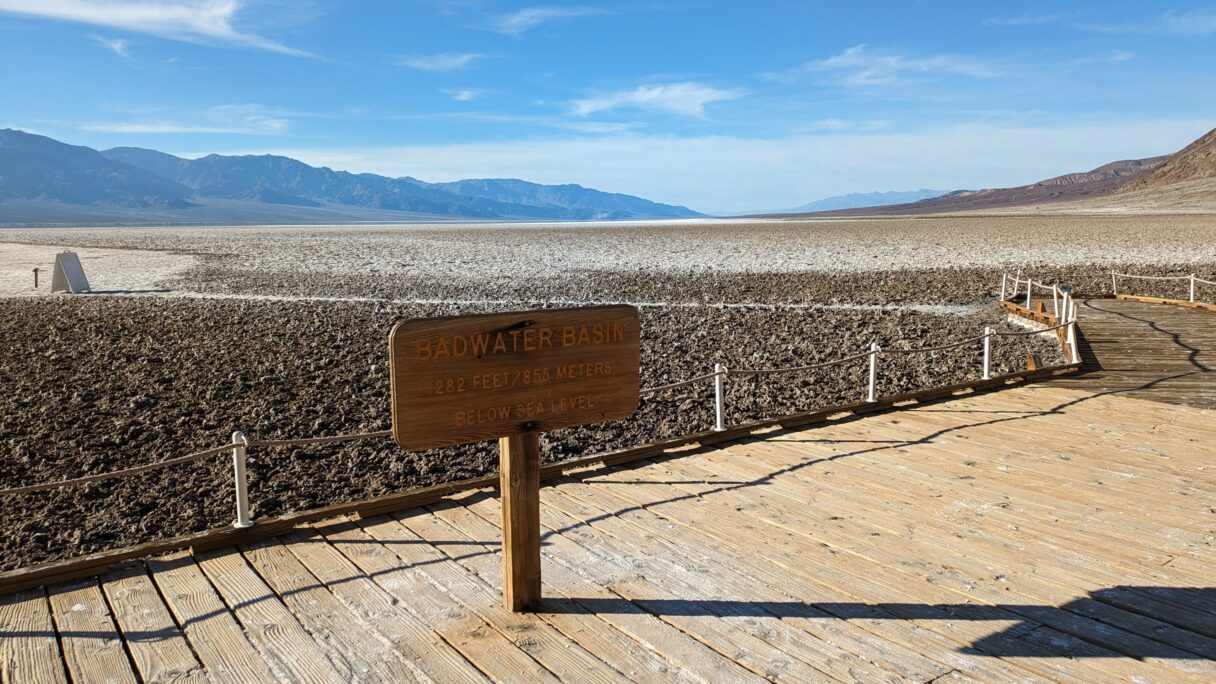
top-left (0, 292), bottom-right (1063, 570)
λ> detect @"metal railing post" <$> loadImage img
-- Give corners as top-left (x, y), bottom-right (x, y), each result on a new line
top-left (231, 430), bottom-right (254, 529)
top-left (1012, 269), bottom-right (1021, 299)
top-left (1051, 284), bottom-right (1059, 318)
top-left (1111, 272), bottom-right (1118, 296)
top-left (982, 327), bottom-right (992, 380)
top-left (713, 364), bottom-right (727, 432)
top-left (999, 274), bottom-right (1007, 301)
top-left (1025, 279), bottom-right (1033, 309)
top-left (866, 343), bottom-right (879, 403)
top-left (1190, 274), bottom-right (1196, 302)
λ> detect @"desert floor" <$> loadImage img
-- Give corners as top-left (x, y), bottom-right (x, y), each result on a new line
top-left (1, 215), bottom-right (1213, 569)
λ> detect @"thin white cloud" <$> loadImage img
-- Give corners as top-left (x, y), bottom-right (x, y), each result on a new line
top-left (801, 119), bottom-right (891, 133)
top-left (1083, 9), bottom-right (1216, 36)
top-left (0, 0), bottom-right (312, 56)
top-left (490, 6), bottom-right (605, 36)
top-left (393, 52), bottom-right (483, 71)
top-left (983, 13), bottom-right (1071, 27)
top-left (92, 35), bottom-right (131, 58)
top-left (772, 44), bottom-right (999, 86)
top-left (572, 82), bottom-right (740, 117)
top-left (442, 89), bottom-right (480, 102)
top-left (1070, 50), bottom-right (1134, 65)
top-left (252, 118), bottom-right (1211, 213)
top-left (82, 103), bottom-right (290, 134)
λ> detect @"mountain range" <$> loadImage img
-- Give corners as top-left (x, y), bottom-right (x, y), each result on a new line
top-left (766, 189), bottom-right (952, 214)
top-left (0, 129), bottom-right (702, 224)
top-left (764, 125), bottom-right (1216, 217)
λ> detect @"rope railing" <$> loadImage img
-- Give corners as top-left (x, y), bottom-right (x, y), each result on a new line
top-left (726, 350), bottom-right (873, 377)
top-left (999, 272), bottom-right (1060, 317)
top-left (1111, 271), bottom-right (1214, 303)
top-left (638, 371), bottom-right (721, 394)
top-left (1, 296), bottom-right (1080, 535)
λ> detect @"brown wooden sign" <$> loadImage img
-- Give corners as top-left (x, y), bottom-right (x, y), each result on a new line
top-left (388, 305), bottom-right (641, 451)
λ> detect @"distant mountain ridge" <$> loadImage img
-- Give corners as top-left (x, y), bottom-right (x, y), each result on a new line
top-left (774, 189), bottom-right (951, 214)
top-left (0, 129), bottom-right (703, 223)
top-left (762, 155), bottom-right (1172, 218)
top-left (0, 131), bottom-right (194, 208)
top-left (1117, 126), bottom-right (1216, 194)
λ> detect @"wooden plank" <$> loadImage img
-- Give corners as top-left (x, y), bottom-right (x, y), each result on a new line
top-left (389, 306), bottom-right (640, 450)
top-left (279, 529), bottom-right (490, 683)
top-left (712, 440), bottom-right (1216, 661)
top-left (634, 448), bottom-right (1215, 680)
top-left (193, 548), bottom-right (346, 684)
top-left (431, 496), bottom-right (767, 682)
top-left (414, 500), bottom-right (757, 683)
top-left (515, 493), bottom-right (958, 683)
top-left (98, 564), bottom-right (203, 683)
top-left (570, 463), bottom-right (1176, 683)
top-left (145, 551), bottom-right (277, 683)
top-left (515, 482), bottom-right (1055, 683)
top-left (46, 580), bottom-right (138, 684)
top-left (0, 589), bottom-right (68, 684)
top-left (499, 432), bottom-right (541, 612)
top-left (355, 514), bottom-right (634, 683)
top-left (314, 517), bottom-right (561, 684)
top-left (240, 539), bottom-right (424, 682)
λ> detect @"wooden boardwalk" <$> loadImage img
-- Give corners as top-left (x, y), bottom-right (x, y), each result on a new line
top-left (4, 383), bottom-right (1213, 683)
top-left (1051, 297), bottom-right (1215, 409)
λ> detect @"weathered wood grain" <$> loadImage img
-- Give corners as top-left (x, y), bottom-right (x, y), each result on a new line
top-left (389, 306), bottom-right (640, 450)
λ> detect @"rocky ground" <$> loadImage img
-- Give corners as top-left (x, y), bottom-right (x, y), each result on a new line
top-left (1, 294), bottom-right (1061, 570)
top-left (2, 216), bottom-right (1213, 570)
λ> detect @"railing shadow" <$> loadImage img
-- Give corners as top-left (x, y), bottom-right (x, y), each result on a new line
top-left (535, 587), bottom-right (1215, 659)
top-left (1082, 298), bottom-right (1210, 372)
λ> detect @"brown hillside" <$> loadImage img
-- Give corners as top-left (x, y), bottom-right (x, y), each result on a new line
top-left (1118, 126), bottom-right (1216, 193)
top-left (763, 156), bottom-right (1167, 218)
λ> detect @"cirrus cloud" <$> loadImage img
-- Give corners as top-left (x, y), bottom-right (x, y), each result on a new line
top-left (572, 82), bottom-right (741, 117)
top-left (0, 0), bottom-right (313, 56)
top-left (392, 52), bottom-right (483, 71)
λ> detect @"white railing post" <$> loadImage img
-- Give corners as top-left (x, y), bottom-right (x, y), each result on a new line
top-left (713, 364), bottom-right (727, 432)
top-left (866, 343), bottom-right (880, 403)
top-left (1011, 272), bottom-right (1020, 299)
top-left (231, 430), bottom-right (254, 529)
top-left (1190, 274), bottom-right (1196, 302)
top-left (1051, 284), bottom-right (1059, 318)
top-left (1068, 301), bottom-right (1080, 364)
top-left (1025, 279), bottom-right (1033, 309)
top-left (999, 274), bottom-right (1007, 301)
top-left (1111, 272), bottom-right (1118, 296)
top-left (982, 327), bottom-right (992, 380)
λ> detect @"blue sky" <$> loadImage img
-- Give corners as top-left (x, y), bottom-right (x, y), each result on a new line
top-left (1, 1), bottom-right (1214, 213)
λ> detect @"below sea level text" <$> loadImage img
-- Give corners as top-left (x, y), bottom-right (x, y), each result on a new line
top-left (454, 394), bottom-right (596, 426)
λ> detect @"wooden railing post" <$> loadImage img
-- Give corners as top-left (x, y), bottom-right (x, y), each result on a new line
top-left (500, 432), bottom-right (541, 612)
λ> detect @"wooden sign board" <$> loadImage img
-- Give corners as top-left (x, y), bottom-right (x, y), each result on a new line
top-left (389, 305), bottom-right (641, 451)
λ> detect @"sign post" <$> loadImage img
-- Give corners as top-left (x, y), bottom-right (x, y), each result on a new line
top-left (389, 305), bottom-right (641, 611)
